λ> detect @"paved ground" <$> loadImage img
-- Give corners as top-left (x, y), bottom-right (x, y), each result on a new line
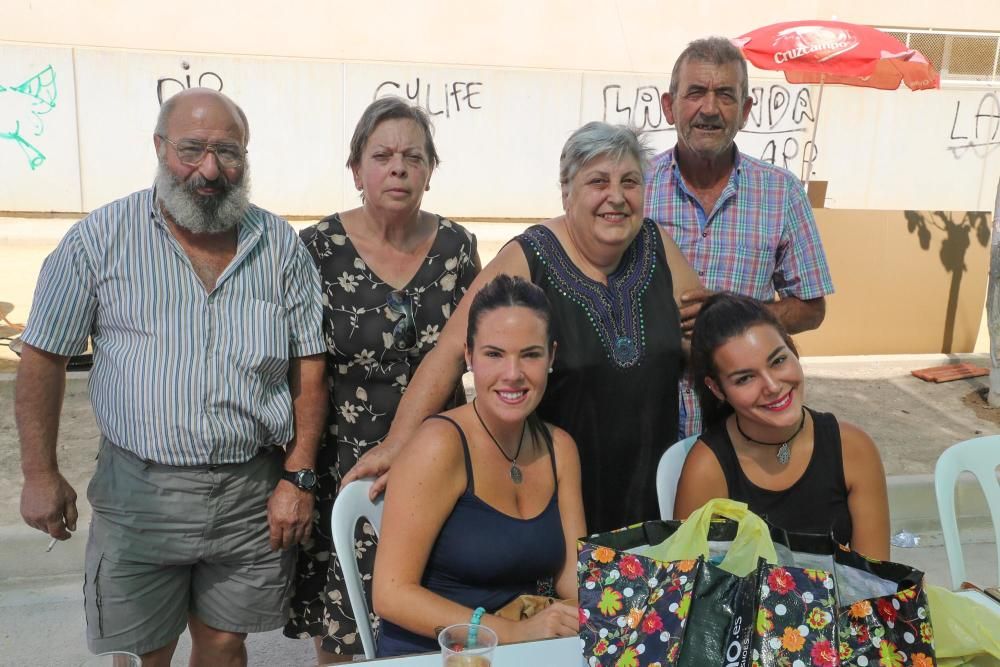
top-left (1, 354), bottom-right (998, 665)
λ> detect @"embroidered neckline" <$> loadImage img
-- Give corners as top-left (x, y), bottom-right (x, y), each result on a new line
top-left (521, 220), bottom-right (657, 368)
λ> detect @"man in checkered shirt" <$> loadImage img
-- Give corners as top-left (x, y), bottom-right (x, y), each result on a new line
top-left (645, 37), bottom-right (835, 438)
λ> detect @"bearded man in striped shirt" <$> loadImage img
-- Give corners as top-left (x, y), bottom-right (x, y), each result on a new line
top-left (645, 37), bottom-right (835, 439)
top-left (16, 88), bottom-right (327, 667)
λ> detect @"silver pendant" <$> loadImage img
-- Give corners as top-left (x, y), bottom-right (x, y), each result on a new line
top-left (510, 464), bottom-right (523, 484)
top-left (776, 442), bottom-right (791, 465)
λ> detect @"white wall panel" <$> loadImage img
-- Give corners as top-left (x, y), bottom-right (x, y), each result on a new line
top-left (344, 64), bottom-right (581, 219)
top-left (74, 50), bottom-right (343, 215)
top-left (0, 46), bottom-right (80, 211)
top-left (813, 85), bottom-right (1000, 212)
top-left (582, 72), bottom-right (817, 176)
top-left (3, 44), bottom-right (998, 216)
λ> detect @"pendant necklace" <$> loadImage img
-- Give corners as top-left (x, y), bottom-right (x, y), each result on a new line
top-left (472, 399), bottom-right (527, 483)
top-left (735, 407), bottom-right (807, 465)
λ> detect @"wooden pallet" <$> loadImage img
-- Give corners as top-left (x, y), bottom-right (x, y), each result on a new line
top-left (911, 363), bottom-right (990, 383)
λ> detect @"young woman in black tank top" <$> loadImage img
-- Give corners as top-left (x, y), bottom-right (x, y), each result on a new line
top-left (674, 293), bottom-right (890, 560)
top-left (373, 275), bottom-right (586, 657)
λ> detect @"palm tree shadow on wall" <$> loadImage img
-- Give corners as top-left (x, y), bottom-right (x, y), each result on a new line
top-left (904, 210), bottom-right (991, 353)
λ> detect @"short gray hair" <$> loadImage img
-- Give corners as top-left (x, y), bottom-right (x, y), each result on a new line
top-left (154, 89), bottom-right (250, 145)
top-left (559, 122), bottom-right (651, 187)
top-left (347, 96), bottom-right (440, 169)
top-left (669, 36), bottom-right (749, 103)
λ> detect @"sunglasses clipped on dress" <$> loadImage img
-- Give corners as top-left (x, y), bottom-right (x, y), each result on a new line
top-left (386, 289), bottom-right (417, 352)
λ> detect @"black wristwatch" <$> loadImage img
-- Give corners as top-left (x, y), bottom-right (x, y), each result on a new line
top-left (282, 468), bottom-right (318, 492)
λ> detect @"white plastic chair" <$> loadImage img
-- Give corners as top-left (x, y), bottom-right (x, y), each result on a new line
top-left (331, 479), bottom-right (384, 659)
top-left (656, 435), bottom-right (699, 520)
top-left (934, 435), bottom-right (1000, 590)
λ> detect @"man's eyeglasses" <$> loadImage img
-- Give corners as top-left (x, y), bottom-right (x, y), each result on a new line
top-left (386, 290), bottom-right (417, 352)
top-left (158, 136), bottom-right (247, 169)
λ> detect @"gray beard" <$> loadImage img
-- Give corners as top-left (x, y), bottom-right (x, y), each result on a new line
top-left (154, 162), bottom-right (251, 234)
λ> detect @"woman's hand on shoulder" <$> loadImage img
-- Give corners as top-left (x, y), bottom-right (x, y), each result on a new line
top-left (655, 227), bottom-right (710, 337)
top-left (389, 415), bottom-right (469, 490)
top-left (673, 440), bottom-right (727, 520)
top-left (343, 405), bottom-right (459, 498)
top-left (342, 437), bottom-right (403, 499)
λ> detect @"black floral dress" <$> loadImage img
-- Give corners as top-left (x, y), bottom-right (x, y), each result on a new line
top-left (285, 212), bottom-right (478, 655)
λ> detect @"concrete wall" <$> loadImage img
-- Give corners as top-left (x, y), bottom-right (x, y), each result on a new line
top-left (797, 209), bottom-right (993, 355)
top-left (3, 2), bottom-right (1000, 217)
top-left (2, 42), bottom-right (999, 217)
top-left (1, 209), bottom-right (992, 359)
top-left (1, 2), bottom-right (997, 357)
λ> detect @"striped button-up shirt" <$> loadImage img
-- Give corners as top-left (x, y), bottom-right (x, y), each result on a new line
top-left (645, 147), bottom-right (834, 438)
top-left (22, 188), bottom-right (325, 465)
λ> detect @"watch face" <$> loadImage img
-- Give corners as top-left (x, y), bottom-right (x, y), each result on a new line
top-left (297, 469), bottom-right (317, 489)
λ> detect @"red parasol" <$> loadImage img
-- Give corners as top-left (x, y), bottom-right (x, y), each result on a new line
top-left (732, 20), bottom-right (940, 180)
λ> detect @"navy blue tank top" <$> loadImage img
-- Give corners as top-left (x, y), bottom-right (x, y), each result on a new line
top-left (376, 415), bottom-right (566, 657)
top-left (699, 408), bottom-right (853, 545)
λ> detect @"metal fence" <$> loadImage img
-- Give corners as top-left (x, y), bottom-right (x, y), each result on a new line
top-left (881, 28), bottom-right (1000, 84)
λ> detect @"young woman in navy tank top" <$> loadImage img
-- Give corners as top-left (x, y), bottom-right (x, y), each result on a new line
top-left (674, 293), bottom-right (890, 560)
top-left (373, 275), bottom-right (586, 657)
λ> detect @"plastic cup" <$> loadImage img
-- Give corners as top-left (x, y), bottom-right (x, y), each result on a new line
top-left (438, 623), bottom-right (498, 666)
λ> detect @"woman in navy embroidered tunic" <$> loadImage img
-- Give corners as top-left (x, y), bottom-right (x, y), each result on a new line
top-left (515, 218), bottom-right (684, 531)
top-left (344, 122), bottom-right (705, 534)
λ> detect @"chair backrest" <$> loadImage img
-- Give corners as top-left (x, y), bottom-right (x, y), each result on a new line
top-left (656, 435), bottom-right (700, 520)
top-left (933, 434), bottom-right (1000, 589)
top-left (331, 479), bottom-right (385, 659)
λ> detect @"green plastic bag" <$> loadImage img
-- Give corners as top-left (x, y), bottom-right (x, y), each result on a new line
top-left (643, 498), bottom-right (777, 576)
top-left (926, 585), bottom-right (1000, 666)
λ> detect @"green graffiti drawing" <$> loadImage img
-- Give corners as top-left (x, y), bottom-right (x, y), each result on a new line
top-left (1, 65), bottom-right (57, 170)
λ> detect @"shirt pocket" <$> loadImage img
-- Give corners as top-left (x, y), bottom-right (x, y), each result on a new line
top-left (222, 298), bottom-right (289, 383)
top-left (725, 244), bottom-right (780, 296)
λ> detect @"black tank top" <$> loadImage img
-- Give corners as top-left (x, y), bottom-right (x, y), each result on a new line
top-left (699, 408), bottom-right (853, 545)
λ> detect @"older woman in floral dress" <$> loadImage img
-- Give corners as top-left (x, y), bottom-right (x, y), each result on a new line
top-left (285, 97), bottom-right (480, 663)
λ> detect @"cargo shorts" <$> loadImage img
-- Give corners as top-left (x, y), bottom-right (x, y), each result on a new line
top-left (83, 442), bottom-right (294, 656)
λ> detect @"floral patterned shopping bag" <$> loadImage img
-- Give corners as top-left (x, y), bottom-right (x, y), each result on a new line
top-left (746, 530), bottom-right (937, 666)
top-left (578, 509), bottom-right (783, 667)
top-left (830, 548), bottom-right (936, 666)
top-left (751, 563), bottom-right (841, 667)
top-left (641, 500), bottom-right (938, 666)
top-left (578, 524), bottom-right (700, 666)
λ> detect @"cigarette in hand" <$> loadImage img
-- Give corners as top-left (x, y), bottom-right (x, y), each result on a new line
top-left (45, 538), bottom-right (58, 552)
